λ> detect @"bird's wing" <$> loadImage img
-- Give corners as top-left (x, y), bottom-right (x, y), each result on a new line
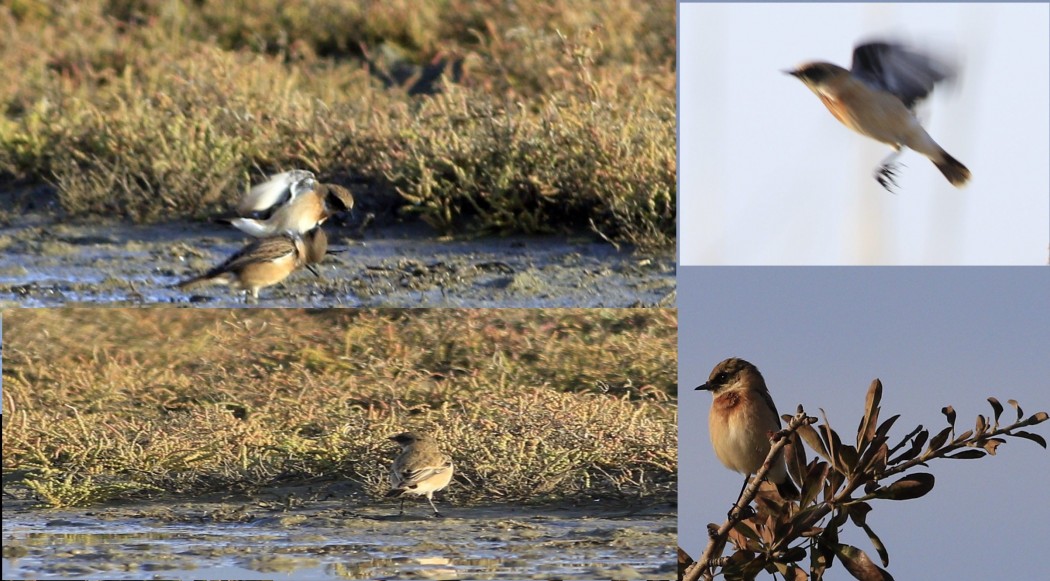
top-left (397, 456), bottom-right (453, 488)
top-left (238, 170), bottom-right (315, 215)
top-left (850, 42), bottom-right (954, 109)
top-left (216, 234), bottom-right (299, 273)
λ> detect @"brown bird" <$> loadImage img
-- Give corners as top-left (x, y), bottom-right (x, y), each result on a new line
top-left (385, 432), bottom-right (454, 517)
top-left (177, 231), bottom-right (319, 300)
top-left (232, 170), bottom-right (354, 237)
top-left (696, 358), bottom-right (800, 500)
top-left (786, 40), bottom-right (970, 190)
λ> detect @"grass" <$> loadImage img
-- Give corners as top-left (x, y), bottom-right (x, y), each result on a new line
top-left (1, 308), bottom-right (677, 508)
top-left (0, 1), bottom-right (675, 248)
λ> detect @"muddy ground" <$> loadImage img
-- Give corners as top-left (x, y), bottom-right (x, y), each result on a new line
top-left (2, 486), bottom-right (676, 580)
top-left (0, 213), bottom-right (675, 308)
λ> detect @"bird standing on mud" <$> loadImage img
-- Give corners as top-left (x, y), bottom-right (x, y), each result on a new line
top-left (176, 227), bottom-right (326, 301)
top-left (785, 40), bottom-right (970, 190)
top-left (231, 170), bottom-right (354, 237)
top-left (386, 432), bottom-right (454, 517)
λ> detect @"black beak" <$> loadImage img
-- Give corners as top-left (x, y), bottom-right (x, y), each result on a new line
top-left (695, 382), bottom-right (712, 391)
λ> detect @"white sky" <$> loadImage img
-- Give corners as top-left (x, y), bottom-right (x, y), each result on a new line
top-left (677, 266), bottom-right (1050, 580)
top-left (678, 2), bottom-right (1050, 265)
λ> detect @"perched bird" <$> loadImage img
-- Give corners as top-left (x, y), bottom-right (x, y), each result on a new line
top-left (177, 230), bottom-right (318, 300)
top-left (385, 432), bottom-right (454, 516)
top-left (696, 358), bottom-right (800, 500)
top-left (230, 170), bottom-right (354, 237)
top-left (786, 40), bottom-right (970, 190)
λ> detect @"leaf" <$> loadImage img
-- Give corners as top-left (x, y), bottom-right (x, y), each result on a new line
top-left (1008, 399), bottom-right (1023, 421)
top-left (975, 414), bottom-right (987, 435)
top-left (1011, 430), bottom-right (1048, 449)
top-left (927, 426), bottom-right (953, 453)
top-left (858, 379), bottom-right (883, 449)
top-left (888, 428), bottom-right (927, 465)
top-left (1031, 412), bottom-right (1049, 424)
top-left (945, 450), bottom-right (985, 460)
top-left (877, 472), bottom-right (935, 501)
top-left (798, 423), bottom-right (830, 462)
top-left (980, 437), bottom-right (1006, 455)
top-left (847, 501), bottom-right (872, 527)
top-left (873, 414), bottom-right (901, 442)
top-left (941, 405), bottom-right (956, 429)
top-left (801, 460), bottom-right (830, 507)
top-left (860, 521), bottom-right (890, 567)
top-left (834, 543), bottom-right (895, 581)
top-left (837, 444), bottom-right (860, 477)
top-left (786, 432), bottom-right (808, 492)
top-left (988, 397), bottom-right (1003, 426)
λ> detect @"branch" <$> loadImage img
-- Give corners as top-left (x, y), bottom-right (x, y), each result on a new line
top-left (683, 407), bottom-right (815, 581)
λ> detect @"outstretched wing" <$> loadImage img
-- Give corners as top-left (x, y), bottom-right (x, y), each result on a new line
top-left (851, 41), bottom-right (955, 109)
top-left (238, 170), bottom-right (316, 215)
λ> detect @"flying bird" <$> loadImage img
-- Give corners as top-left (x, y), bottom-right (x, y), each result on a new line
top-left (230, 170), bottom-right (354, 237)
top-left (786, 40), bottom-right (970, 190)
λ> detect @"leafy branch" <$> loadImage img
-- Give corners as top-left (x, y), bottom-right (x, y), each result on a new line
top-left (681, 380), bottom-right (1048, 581)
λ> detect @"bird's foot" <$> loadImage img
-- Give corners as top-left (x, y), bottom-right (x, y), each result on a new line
top-left (874, 163), bottom-right (903, 193)
top-left (431, 511), bottom-right (444, 519)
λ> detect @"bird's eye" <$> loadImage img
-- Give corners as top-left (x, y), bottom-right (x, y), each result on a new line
top-left (715, 372), bottom-right (728, 383)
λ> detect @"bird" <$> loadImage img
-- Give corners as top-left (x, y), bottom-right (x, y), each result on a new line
top-left (385, 432), bottom-right (454, 516)
top-left (229, 170), bottom-right (354, 237)
top-left (785, 40), bottom-right (970, 190)
top-left (176, 229), bottom-right (323, 301)
top-left (695, 358), bottom-right (800, 500)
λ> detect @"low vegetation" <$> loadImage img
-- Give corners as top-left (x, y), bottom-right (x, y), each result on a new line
top-left (1, 308), bottom-right (677, 507)
top-left (0, 1), bottom-right (675, 247)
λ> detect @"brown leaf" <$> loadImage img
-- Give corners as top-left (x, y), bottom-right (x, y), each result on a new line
top-left (798, 423), bottom-right (830, 462)
top-left (874, 414), bottom-right (901, 442)
top-left (988, 397), bottom-right (1004, 426)
top-left (980, 437), bottom-right (1006, 455)
top-left (847, 501), bottom-right (872, 528)
top-left (801, 460), bottom-right (830, 506)
top-left (1008, 399), bottom-right (1023, 421)
top-left (837, 444), bottom-right (860, 477)
top-left (1012, 430), bottom-right (1048, 449)
top-left (860, 521), bottom-right (890, 567)
top-left (878, 472), bottom-right (935, 501)
top-left (975, 414), bottom-right (987, 435)
top-left (927, 426), bottom-right (952, 453)
top-left (945, 449), bottom-right (985, 459)
top-left (1030, 411), bottom-right (1049, 424)
top-left (941, 405), bottom-right (956, 428)
top-left (858, 379), bottom-right (883, 449)
top-left (834, 543), bottom-right (895, 580)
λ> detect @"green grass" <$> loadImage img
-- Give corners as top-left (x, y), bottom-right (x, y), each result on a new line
top-left (1, 308), bottom-right (677, 507)
top-left (0, 1), bottom-right (675, 248)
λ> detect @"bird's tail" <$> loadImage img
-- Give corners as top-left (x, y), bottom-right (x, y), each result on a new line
top-left (776, 477), bottom-right (801, 500)
top-left (934, 151), bottom-right (971, 187)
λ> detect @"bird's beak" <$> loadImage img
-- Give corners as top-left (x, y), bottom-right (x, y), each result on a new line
top-left (695, 383), bottom-right (712, 391)
top-left (783, 68), bottom-right (801, 77)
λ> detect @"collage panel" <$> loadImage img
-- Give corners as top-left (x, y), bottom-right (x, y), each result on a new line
top-left (677, 266), bottom-right (1049, 579)
top-left (679, 2), bottom-right (1049, 265)
top-left (2, 308), bottom-right (677, 579)
top-left (0, 2), bottom-right (675, 307)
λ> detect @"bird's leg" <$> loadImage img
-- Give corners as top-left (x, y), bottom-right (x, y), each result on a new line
top-left (427, 494), bottom-right (442, 518)
top-left (727, 474), bottom-right (751, 520)
top-left (874, 148), bottom-right (905, 192)
top-left (398, 498), bottom-right (405, 516)
top-left (305, 264), bottom-right (321, 277)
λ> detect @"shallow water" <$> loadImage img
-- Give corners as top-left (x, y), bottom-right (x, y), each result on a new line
top-left (0, 217), bottom-right (675, 308)
top-left (2, 500), bottom-right (676, 579)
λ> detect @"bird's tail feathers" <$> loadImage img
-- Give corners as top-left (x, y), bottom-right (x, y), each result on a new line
top-left (934, 151), bottom-right (970, 187)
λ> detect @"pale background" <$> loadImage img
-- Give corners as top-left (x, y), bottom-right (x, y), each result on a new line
top-left (677, 266), bottom-right (1050, 579)
top-left (679, 2), bottom-right (1050, 265)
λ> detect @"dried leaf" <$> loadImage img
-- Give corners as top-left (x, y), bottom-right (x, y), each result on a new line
top-left (975, 414), bottom-right (987, 435)
top-left (945, 450), bottom-right (985, 460)
top-left (837, 444), bottom-right (860, 477)
top-left (927, 426), bottom-right (953, 453)
top-left (858, 379), bottom-right (883, 449)
top-left (786, 432), bottom-right (808, 493)
top-left (801, 460), bottom-right (830, 506)
top-left (847, 501), bottom-right (872, 527)
top-left (1008, 399), bottom-right (1023, 421)
top-left (798, 423), bottom-right (830, 462)
top-left (980, 438), bottom-right (1006, 455)
top-left (1012, 430), bottom-right (1048, 449)
top-left (860, 521), bottom-right (890, 567)
top-left (941, 405), bottom-right (956, 428)
top-left (1031, 412), bottom-right (1049, 424)
top-left (877, 472), bottom-right (935, 501)
top-left (834, 543), bottom-right (895, 580)
top-left (988, 397), bottom-right (1004, 426)
top-left (874, 414), bottom-right (901, 442)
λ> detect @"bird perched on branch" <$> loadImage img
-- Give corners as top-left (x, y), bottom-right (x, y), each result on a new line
top-left (385, 432), bottom-right (454, 517)
top-left (786, 40), bottom-right (970, 190)
top-left (230, 170), bottom-right (354, 237)
top-left (696, 358), bottom-right (800, 500)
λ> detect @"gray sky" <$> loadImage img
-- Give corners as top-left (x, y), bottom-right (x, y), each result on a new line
top-left (678, 266), bottom-right (1050, 579)
top-left (679, 2), bottom-right (1050, 264)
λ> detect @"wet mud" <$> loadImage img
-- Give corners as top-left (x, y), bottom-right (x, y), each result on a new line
top-left (2, 493), bottom-right (676, 580)
top-left (0, 216), bottom-right (675, 308)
